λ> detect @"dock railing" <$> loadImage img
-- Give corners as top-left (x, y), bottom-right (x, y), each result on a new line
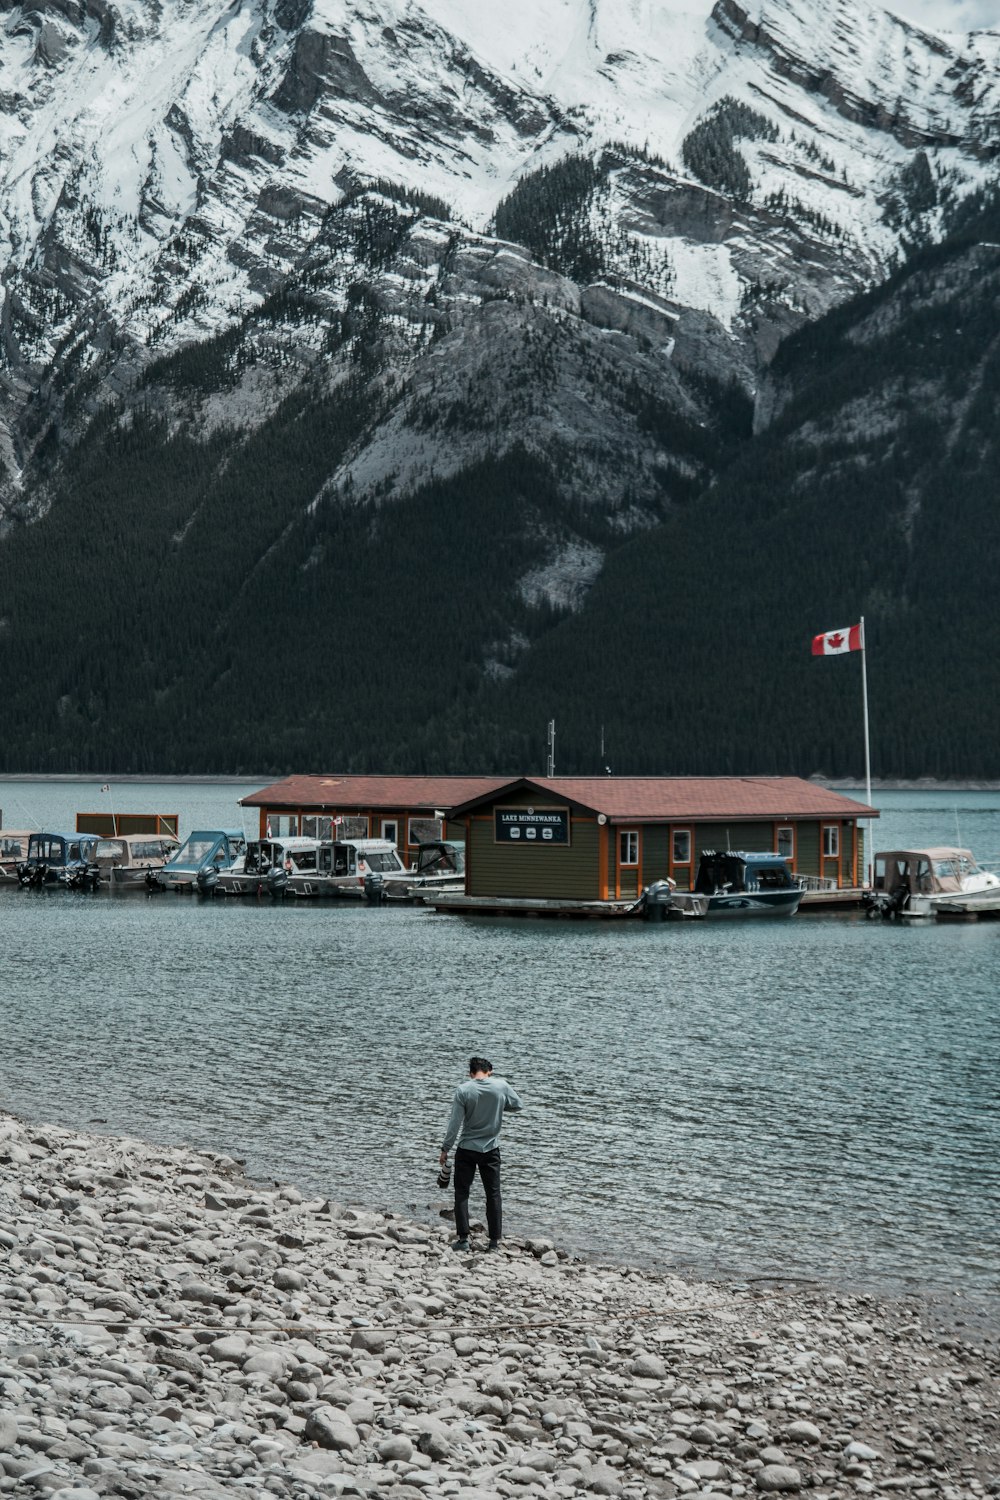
top-left (796, 873), bottom-right (840, 892)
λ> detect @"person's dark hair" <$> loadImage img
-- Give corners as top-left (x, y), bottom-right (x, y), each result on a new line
top-left (469, 1056), bottom-right (493, 1074)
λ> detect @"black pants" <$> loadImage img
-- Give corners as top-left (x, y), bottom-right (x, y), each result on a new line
top-left (454, 1147), bottom-right (502, 1241)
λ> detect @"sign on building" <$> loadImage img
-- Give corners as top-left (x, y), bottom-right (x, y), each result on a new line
top-left (494, 806), bottom-right (570, 845)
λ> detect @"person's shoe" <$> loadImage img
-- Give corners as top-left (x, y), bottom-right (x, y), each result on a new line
top-left (450, 1237), bottom-right (470, 1252)
top-left (487, 1239), bottom-right (500, 1252)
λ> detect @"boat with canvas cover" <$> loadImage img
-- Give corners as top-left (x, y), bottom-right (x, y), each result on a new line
top-left (367, 839), bottom-right (466, 902)
top-left (93, 833), bottom-right (180, 891)
top-left (16, 832), bottom-right (102, 890)
top-left (151, 830), bottom-right (246, 893)
top-left (1, 830), bottom-right (33, 882)
top-left (864, 847), bottom-right (1000, 919)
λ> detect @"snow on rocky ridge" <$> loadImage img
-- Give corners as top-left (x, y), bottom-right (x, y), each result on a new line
top-left (1, 0), bottom-right (999, 508)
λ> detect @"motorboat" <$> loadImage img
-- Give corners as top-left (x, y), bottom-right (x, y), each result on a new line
top-left (672, 850), bottom-right (803, 918)
top-left (286, 837), bottom-right (407, 899)
top-left (0, 830), bottom-right (34, 882)
top-left (16, 832), bottom-right (102, 890)
top-left (368, 839), bottom-right (466, 902)
top-left (151, 829), bottom-right (246, 893)
top-left (93, 833), bottom-right (180, 891)
top-left (864, 847), bottom-right (1000, 919)
top-left (216, 836), bottom-right (321, 897)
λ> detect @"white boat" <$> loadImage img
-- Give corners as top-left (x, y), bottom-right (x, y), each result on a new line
top-left (94, 833), bottom-right (180, 891)
top-left (0, 830), bottom-right (33, 882)
top-left (216, 836), bottom-right (321, 897)
top-left (286, 837), bottom-right (407, 899)
top-left (866, 847), bottom-right (1000, 919)
top-left (369, 839), bottom-right (466, 902)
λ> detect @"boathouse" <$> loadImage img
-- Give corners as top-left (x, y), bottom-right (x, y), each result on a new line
top-left (240, 775), bottom-right (505, 868)
top-left (446, 777), bottom-right (878, 900)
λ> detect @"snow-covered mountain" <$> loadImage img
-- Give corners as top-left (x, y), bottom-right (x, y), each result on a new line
top-left (1, 0), bottom-right (1000, 775)
top-left (1, 0), bottom-right (999, 520)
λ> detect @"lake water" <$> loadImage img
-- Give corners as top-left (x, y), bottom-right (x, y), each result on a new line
top-left (2, 779), bottom-right (998, 1314)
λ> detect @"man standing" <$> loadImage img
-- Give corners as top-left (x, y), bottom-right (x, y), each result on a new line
top-left (439, 1056), bottom-right (522, 1252)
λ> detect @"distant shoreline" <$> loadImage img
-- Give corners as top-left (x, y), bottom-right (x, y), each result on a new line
top-left (0, 773), bottom-right (265, 783)
top-left (1, 773), bottom-right (999, 791)
top-left (821, 779), bottom-right (1000, 792)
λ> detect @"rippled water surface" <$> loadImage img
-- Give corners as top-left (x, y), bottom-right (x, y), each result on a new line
top-left (2, 780), bottom-right (998, 1307)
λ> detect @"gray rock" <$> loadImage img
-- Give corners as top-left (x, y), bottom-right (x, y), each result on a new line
top-left (759, 1447), bottom-right (788, 1465)
top-left (273, 1266), bottom-right (305, 1291)
top-left (378, 1435), bottom-right (414, 1462)
top-left (0, 1414), bottom-right (18, 1451)
top-left (350, 1328), bottom-right (388, 1353)
top-left (756, 1464), bottom-right (802, 1492)
top-left (631, 1353), bottom-right (667, 1380)
top-left (843, 1441), bottom-right (880, 1461)
top-left (586, 1467), bottom-right (624, 1496)
top-left (785, 1420), bottom-right (821, 1444)
top-left (243, 1349), bottom-right (288, 1378)
top-left (304, 1406), bottom-right (360, 1451)
top-left (689, 1459), bottom-right (726, 1479)
top-left (205, 1336), bottom-right (248, 1365)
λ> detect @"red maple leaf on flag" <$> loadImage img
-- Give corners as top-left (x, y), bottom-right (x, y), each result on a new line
top-left (828, 632), bottom-right (844, 649)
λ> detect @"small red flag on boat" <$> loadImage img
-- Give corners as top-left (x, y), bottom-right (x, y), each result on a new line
top-left (811, 623), bottom-right (863, 656)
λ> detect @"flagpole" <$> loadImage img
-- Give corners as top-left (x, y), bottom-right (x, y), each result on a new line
top-left (859, 615), bottom-right (872, 885)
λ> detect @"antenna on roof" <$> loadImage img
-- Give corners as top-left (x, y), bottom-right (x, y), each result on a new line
top-left (546, 719), bottom-right (556, 779)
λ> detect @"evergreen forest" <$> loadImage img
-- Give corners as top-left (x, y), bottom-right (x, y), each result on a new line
top-left (1, 189), bottom-right (999, 780)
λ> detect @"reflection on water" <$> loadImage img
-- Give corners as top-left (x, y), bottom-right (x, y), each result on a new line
top-left (1, 782), bottom-right (998, 1306)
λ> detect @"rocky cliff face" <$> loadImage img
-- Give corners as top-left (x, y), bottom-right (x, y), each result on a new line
top-left (0, 0), bottom-right (999, 774)
top-left (2, 0), bottom-right (999, 530)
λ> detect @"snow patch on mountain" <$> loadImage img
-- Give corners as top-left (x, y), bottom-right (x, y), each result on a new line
top-left (2, 0), bottom-right (1000, 505)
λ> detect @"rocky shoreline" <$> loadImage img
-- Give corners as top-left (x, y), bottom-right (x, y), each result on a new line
top-left (1, 1112), bottom-right (997, 1500)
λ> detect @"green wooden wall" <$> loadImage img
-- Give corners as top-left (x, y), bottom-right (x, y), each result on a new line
top-left (468, 817), bottom-right (601, 899)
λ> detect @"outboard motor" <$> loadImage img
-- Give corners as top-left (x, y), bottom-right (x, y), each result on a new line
top-left (145, 869), bottom-right (163, 892)
top-left (862, 884), bottom-right (908, 920)
top-left (267, 865), bottom-right (289, 898)
top-left (364, 871), bottom-right (386, 905)
top-left (196, 863), bottom-right (219, 896)
top-left (643, 879), bottom-right (675, 922)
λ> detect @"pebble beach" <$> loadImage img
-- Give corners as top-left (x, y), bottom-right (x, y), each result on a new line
top-left (1, 1110), bottom-right (997, 1500)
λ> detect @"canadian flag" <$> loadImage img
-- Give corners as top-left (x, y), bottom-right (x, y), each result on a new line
top-left (812, 623), bottom-right (863, 656)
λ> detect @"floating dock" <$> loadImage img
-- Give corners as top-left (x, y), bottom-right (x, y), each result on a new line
top-left (799, 887), bottom-right (867, 910)
top-left (427, 893), bottom-right (647, 920)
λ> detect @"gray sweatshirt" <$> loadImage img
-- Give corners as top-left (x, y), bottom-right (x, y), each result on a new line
top-left (441, 1076), bottom-right (523, 1154)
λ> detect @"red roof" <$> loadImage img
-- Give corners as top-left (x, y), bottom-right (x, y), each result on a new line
top-left (244, 773), bottom-right (877, 822)
top-left (241, 774), bottom-right (510, 811)
top-left (447, 776), bottom-right (878, 823)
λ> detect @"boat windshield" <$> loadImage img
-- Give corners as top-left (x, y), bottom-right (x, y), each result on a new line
top-left (363, 850), bottom-right (405, 873)
top-left (29, 835), bottom-right (66, 861)
top-left (96, 840), bottom-right (127, 863)
top-left (417, 843), bottom-right (464, 874)
top-left (172, 835), bottom-right (222, 865)
top-left (132, 840), bottom-right (174, 861)
top-left (749, 865), bottom-right (795, 890)
top-left (934, 853), bottom-right (981, 880)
